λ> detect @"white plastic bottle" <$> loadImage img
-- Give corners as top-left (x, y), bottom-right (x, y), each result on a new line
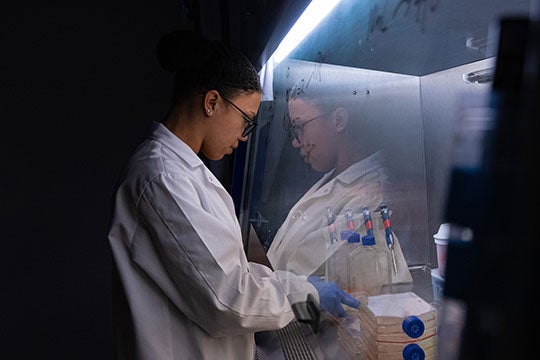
top-left (347, 234), bottom-right (390, 296)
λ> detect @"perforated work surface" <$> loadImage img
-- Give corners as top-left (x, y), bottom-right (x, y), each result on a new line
top-left (276, 320), bottom-right (317, 360)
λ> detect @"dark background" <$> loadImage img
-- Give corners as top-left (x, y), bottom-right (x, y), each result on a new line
top-left (1, 0), bottom-right (293, 358)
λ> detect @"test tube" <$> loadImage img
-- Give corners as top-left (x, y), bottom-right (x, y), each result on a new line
top-left (362, 206), bottom-right (374, 237)
top-left (379, 204), bottom-right (398, 275)
top-left (326, 206), bottom-right (338, 244)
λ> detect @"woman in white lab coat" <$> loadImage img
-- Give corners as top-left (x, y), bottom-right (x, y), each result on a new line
top-left (267, 80), bottom-right (412, 285)
top-left (107, 31), bottom-right (358, 360)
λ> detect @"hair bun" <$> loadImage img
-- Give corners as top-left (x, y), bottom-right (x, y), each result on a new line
top-left (156, 30), bottom-right (208, 73)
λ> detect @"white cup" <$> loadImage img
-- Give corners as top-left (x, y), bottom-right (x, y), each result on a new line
top-left (434, 223), bottom-right (450, 278)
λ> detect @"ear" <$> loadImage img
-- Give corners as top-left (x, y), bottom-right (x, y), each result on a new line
top-left (333, 107), bottom-right (349, 133)
top-left (203, 90), bottom-right (220, 115)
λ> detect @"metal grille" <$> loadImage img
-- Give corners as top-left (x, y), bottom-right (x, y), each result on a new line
top-left (276, 320), bottom-right (317, 360)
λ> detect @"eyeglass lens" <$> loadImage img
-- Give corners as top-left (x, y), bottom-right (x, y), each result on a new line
top-left (221, 95), bottom-right (257, 137)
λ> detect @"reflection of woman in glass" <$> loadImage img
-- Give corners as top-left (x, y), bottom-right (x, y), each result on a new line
top-left (266, 80), bottom-right (412, 286)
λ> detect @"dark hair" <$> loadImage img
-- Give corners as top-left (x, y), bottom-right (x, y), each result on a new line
top-left (285, 77), bottom-right (378, 146)
top-left (286, 79), bottom-right (336, 114)
top-left (156, 30), bottom-right (261, 100)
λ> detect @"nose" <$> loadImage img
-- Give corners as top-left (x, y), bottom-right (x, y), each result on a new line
top-left (292, 136), bottom-right (301, 148)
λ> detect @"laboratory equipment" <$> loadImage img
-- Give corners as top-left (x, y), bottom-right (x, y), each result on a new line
top-left (326, 232), bottom-right (361, 290)
top-left (339, 292), bottom-right (438, 360)
top-left (347, 233), bottom-right (389, 296)
top-left (362, 206), bottom-right (375, 238)
top-left (345, 208), bottom-right (355, 231)
top-left (379, 204), bottom-right (398, 275)
top-left (326, 206), bottom-right (339, 245)
top-left (433, 223), bottom-right (449, 278)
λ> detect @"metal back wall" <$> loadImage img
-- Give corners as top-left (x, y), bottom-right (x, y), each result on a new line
top-left (246, 59), bottom-right (429, 265)
top-left (243, 59), bottom-right (504, 268)
top-left (239, 0), bottom-right (532, 269)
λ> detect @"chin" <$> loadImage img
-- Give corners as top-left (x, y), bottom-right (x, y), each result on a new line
top-left (202, 152), bottom-right (224, 161)
top-left (311, 164), bottom-right (329, 173)
top-left (202, 147), bottom-right (233, 161)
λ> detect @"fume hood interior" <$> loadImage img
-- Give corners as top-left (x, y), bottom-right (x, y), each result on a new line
top-left (234, 1), bottom-right (534, 358)
top-left (240, 0), bottom-right (531, 268)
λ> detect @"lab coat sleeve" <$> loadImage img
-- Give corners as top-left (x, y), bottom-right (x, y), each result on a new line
top-left (128, 172), bottom-right (317, 337)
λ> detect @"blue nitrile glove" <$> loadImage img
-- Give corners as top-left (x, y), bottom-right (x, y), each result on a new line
top-left (307, 276), bottom-right (360, 318)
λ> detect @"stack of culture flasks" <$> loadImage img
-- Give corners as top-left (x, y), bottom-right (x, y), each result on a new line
top-left (338, 292), bottom-right (438, 359)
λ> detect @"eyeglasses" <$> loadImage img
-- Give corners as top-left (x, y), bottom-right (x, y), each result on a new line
top-left (221, 95), bottom-right (257, 137)
top-left (288, 112), bottom-right (329, 143)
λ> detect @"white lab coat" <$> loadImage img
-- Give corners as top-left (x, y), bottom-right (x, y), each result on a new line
top-left (108, 122), bottom-right (317, 360)
top-left (267, 152), bottom-right (412, 284)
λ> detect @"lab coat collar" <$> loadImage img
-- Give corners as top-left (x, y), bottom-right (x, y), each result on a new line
top-left (316, 151), bottom-right (384, 190)
top-left (297, 151), bottom-right (384, 203)
top-left (148, 121), bottom-right (204, 169)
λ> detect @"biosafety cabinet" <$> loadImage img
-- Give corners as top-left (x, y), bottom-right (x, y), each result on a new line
top-left (234, 0), bottom-right (537, 359)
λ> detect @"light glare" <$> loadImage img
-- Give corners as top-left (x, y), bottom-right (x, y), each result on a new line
top-left (271, 0), bottom-right (342, 66)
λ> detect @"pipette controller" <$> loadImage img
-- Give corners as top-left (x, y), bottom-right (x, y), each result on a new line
top-left (326, 206), bottom-right (338, 244)
top-left (345, 208), bottom-right (355, 231)
top-left (380, 204), bottom-right (398, 275)
top-left (362, 206), bottom-right (375, 237)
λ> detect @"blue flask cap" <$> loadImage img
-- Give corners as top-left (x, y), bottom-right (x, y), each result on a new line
top-left (340, 230), bottom-right (354, 240)
top-left (402, 343), bottom-right (425, 360)
top-left (347, 232), bottom-right (360, 243)
top-left (340, 231), bottom-right (360, 243)
top-left (402, 315), bottom-right (425, 338)
top-left (361, 235), bottom-right (375, 245)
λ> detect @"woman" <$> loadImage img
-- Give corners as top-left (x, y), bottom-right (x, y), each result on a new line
top-left (267, 80), bottom-right (412, 286)
top-left (107, 31), bottom-right (358, 360)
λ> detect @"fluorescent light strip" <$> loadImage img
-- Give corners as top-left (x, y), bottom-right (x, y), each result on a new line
top-left (271, 0), bottom-right (342, 66)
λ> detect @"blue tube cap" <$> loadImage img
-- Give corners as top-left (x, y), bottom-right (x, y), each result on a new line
top-left (402, 315), bottom-right (425, 338)
top-left (402, 343), bottom-right (425, 360)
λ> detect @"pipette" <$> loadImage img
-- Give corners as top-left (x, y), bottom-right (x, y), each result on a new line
top-left (326, 206), bottom-right (338, 244)
top-left (361, 206), bottom-right (374, 237)
top-left (379, 204), bottom-right (398, 275)
top-left (345, 208), bottom-right (355, 231)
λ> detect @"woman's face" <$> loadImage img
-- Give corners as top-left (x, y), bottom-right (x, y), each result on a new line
top-left (288, 98), bottom-right (338, 173)
top-left (202, 91), bottom-right (262, 160)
